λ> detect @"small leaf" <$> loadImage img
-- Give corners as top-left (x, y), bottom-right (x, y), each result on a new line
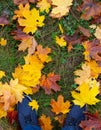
top-left (29, 100), bottom-right (39, 110)
top-left (50, 95), bottom-right (71, 114)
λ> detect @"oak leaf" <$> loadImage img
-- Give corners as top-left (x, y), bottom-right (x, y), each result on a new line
top-left (39, 114), bottom-right (53, 130)
top-left (71, 81), bottom-right (100, 107)
top-left (49, 0), bottom-right (73, 18)
top-left (80, 111), bottom-right (101, 130)
top-left (78, 0), bottom-right (101, 20)
top-left (29, 100), bottom-right (39, 110)
top-left (50, 95), bottom-right (71, 114)
top-left (40, 72), bottom-right (61, 94)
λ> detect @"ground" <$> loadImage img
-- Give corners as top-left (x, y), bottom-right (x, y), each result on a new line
top-left (0, 0), bottom-right (101, 130)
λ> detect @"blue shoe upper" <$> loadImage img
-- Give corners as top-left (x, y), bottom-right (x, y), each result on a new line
top-left (18, 96), bottom-right (38, 129)
top-left (63, 105), bottom-right (86, 130)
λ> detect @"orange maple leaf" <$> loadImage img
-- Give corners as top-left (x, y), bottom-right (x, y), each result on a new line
top-left (35, 45), bottom-right (51, 63)
top-left (50, 95), bottom-right (71, 114)
top-left (40, 72), bottom-right (61, 94)
top-left (39, 114), bottom-right (53, 130)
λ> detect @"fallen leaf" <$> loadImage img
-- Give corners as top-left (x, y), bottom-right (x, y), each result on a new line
top-left (80, 111), bottom-right (101, 130)
top-left (39, 114), bottom-right (53, 130)
top-left (40, 72), bottom-right (61, 94)
top-left (71, 81), bottom-right (100, 107)
top-left (35, 45), bottom-right (51, 63)
top-left (13, 0), bottom-right (36, 5)
top-left (0, 70), bottom-right (5, 79)
top-left (94, 25), bottom-right (101, 41)
top-left (16, 4), bottom-right (45, 34)
top-left (55, 36), bottom-right (67, 47)
top-left (0, 15), bottom-right (9, 26)
top-left (29, 100), bottom-right (39, 110)
top-left (74, 63), bottom-right (91, 85)
top-left (54, 114), bottom-right (66, 125)
top-left (7, 110), bottom-right (18, 124)
top-left (50, 95), bottom-right (71, 114)
top-left (11, 28), bottom-right (30, 40)
top-left (37, 0), bottom-right (51, 13)
top-left (49, 0), bottom-right (73, 18)
top-left (79, 26), bottom-right (91, 37)
top-left (83, 40), bottom-right (101, 62)
top-left (18, 36), bottom-right (38, 55)
top-left (0, 38), bottom-right (7, 46)
top-left (65, 30), bottom-right (87, 46)
top-left (59, 23), bottom-right (64, 34)
top-left (78, 0), bottom-right (101, 20)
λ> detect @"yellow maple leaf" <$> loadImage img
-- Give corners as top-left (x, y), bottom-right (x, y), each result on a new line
top-left (29, 100), bottom-right (39, 110)
top-left (0, 83), bottom-right (16, 111)
top-left (18, 6), bottom-right (45, 34)
top-left (0, 105), bottom-right (7, 118)
top-left (50, 0), bottom-right (73, 18)
top-left (87, 60), bottom-right (101, 78)
top-left (13, 64), bottom-right (42, 88)
top-left (13, 4), bottom-right (30, 20)
top-left (39, 114), bottom-right (53, 130)
top-left (71, 81), bottom-right (100, 107)
top-left (74, 63), bottom-right (91, 85)
top-left (0, 70), bottom-right (5, 79)
top-left (37, 0), bottom-right (51, 13)
top-left (50, 95), bottom-right (71, 114)
top-left (56, 36), bottom-right (67, 47)
top-left (9, 79), bottom-right (27, 102)
top-left (0, 38), bottom-right (7, 46)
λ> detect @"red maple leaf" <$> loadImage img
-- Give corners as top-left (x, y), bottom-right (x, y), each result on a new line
top-left (7, 110), bottom-right (18, 125)
top-left (80, 111), bottom-right (101, 130)
top-left (40, 72), bottom-right (61, 94)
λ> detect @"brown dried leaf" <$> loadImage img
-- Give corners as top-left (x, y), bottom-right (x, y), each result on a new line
top-left (0, 15), bottom-right (9, 26)
top-left (11, 28), bottom-right (30, 40)
top-left (78, 0), bottom-right (101, 20)
top-left (13, 0), bottom-right (36, 5)
top-left (18, 36), bottom-right (38, 54)
top-left (80, 111), bottom-right (101, 130)
top-left (79, 26), bottom-right (91, 37)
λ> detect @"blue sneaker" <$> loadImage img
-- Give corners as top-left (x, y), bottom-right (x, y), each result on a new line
top-left (62, 105), bottom-right (86, 130)
top-left (18, 96), bottom-right (40, 130)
